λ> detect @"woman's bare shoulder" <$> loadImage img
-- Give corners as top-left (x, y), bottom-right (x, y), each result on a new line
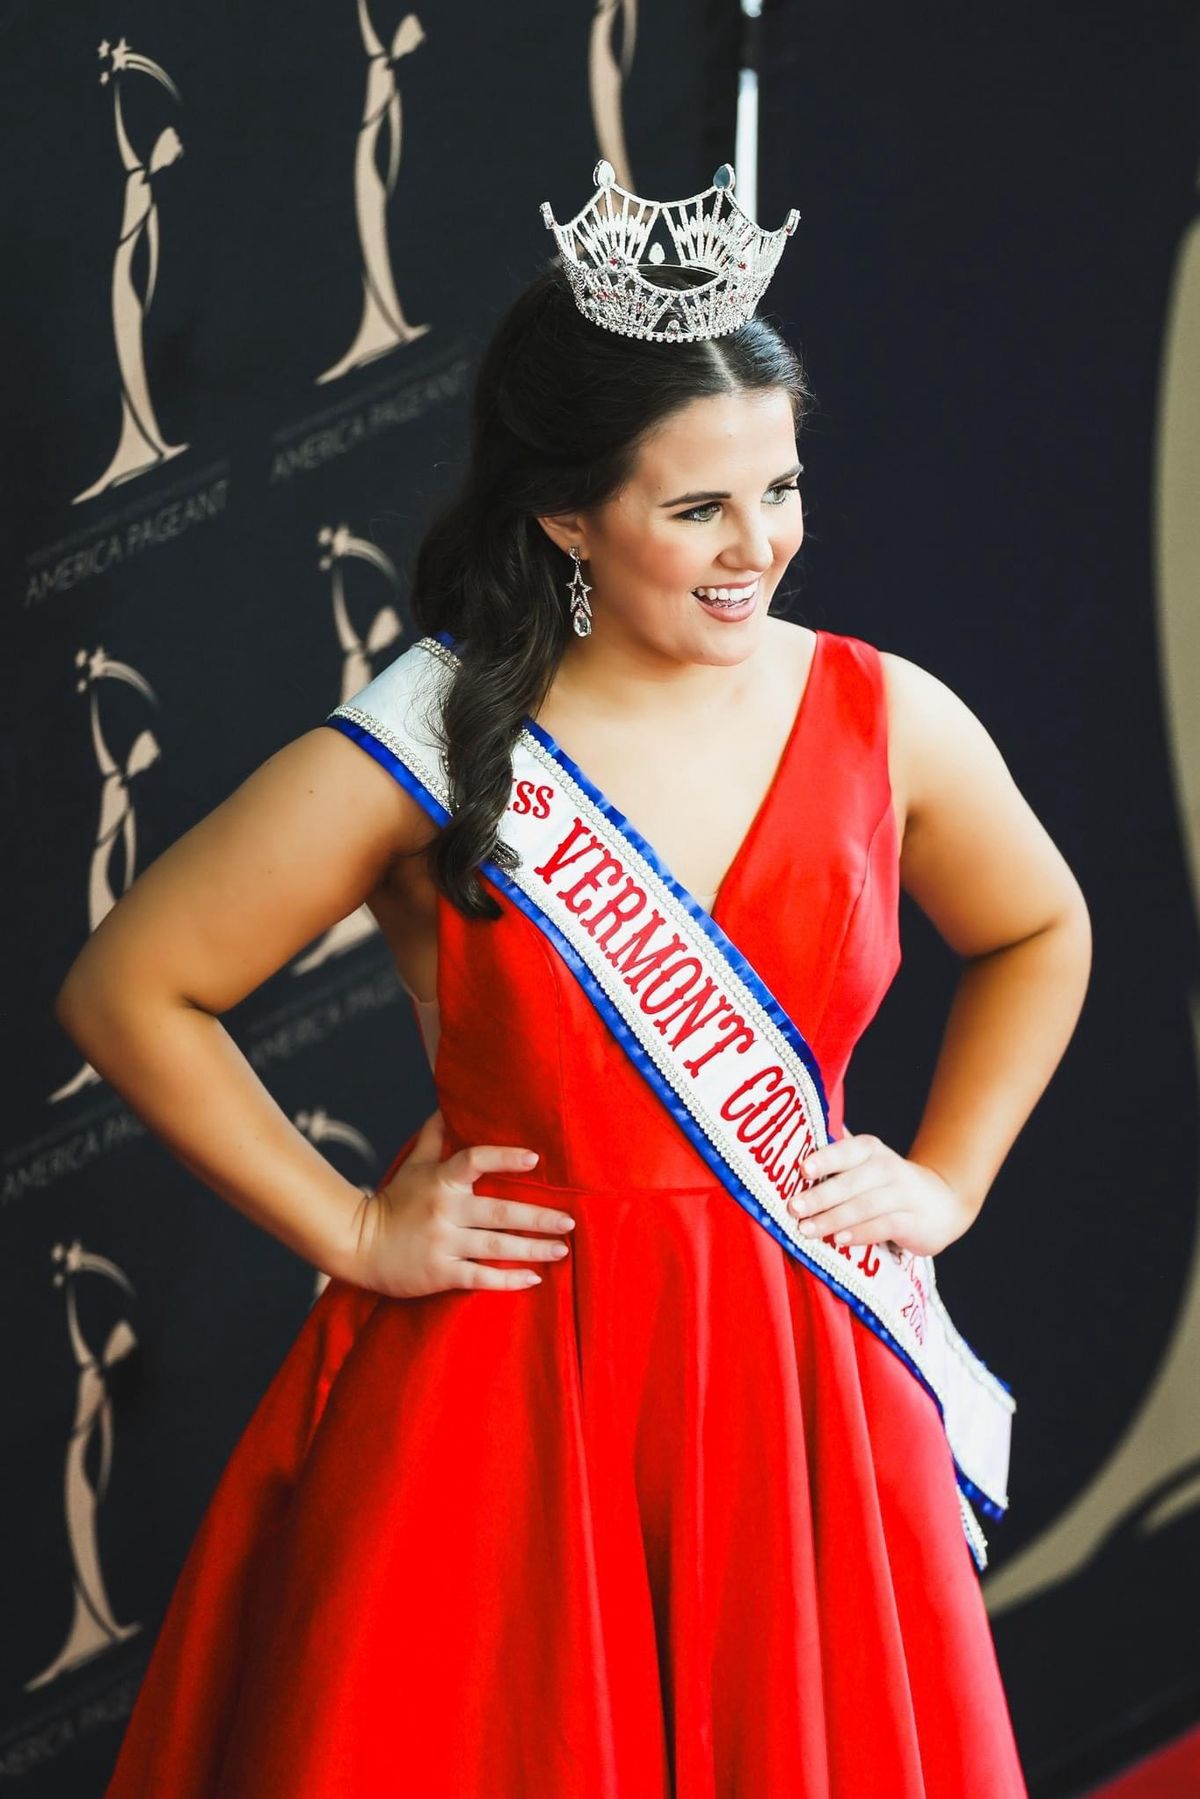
top-left (875, 647), bottom-right (1001, 795)
top-left (876, 647), bottom-right (1087, 952)
top-left (286, 724), bottom-right (437, 852)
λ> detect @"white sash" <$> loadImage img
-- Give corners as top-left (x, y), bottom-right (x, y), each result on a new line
top-left (328, 632), bottom-right (1015, 1572)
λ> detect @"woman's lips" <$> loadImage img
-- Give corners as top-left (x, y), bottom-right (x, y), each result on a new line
top-left (691, 580), bottom-right (760, 618)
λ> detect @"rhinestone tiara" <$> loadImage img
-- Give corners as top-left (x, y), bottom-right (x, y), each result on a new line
top-left (540, 160), bottom-right (800, 345)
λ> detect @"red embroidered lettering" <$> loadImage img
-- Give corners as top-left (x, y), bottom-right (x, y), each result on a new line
top-left (510, 778), bottom-right (537, 816)
top-left (584, 879), bottom-right (648, 948)
top-left (749, 1093), bottom-right (804, 1164)
top-left (901, 1291), bottom-right (926, 1344)
top-left (736, 1083), bottom-right (797, 1145)
top-left (719, 1066), bottom-right (783, 1122)
top-left (640, 956), bottom-right (703, 1014)
top-left (779, 1165), bottom-right (802, 1203)
top-left (653, 978), bottom-right (731, 1048)
top-left (607, 918), bottom-right (688, 992)
top-left (532, 818), bottom-right (596, 884)
top-left (559, 850), bottom-right (625, 917)
top-left (758, 1102), bottom-right (808, 1177)
top-left (683, 1012), bottom-right (755, 1076)
top-left (777, 1129), bottom-right (818, 1201)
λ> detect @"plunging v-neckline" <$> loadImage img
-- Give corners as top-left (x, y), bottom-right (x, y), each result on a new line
top-left (525, 628), bottom-right (825, 928)
top-left (707, 627), bottom-right (824, 924)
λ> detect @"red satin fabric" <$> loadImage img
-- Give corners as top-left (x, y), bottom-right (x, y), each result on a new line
top-left (105, 629), bottom-right (1028, 1796)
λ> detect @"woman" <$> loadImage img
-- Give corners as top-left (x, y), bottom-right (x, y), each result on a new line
top-left (64, 193), bottom-right (1089, 1794)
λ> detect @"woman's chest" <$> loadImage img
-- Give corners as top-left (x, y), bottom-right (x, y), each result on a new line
top-left (529, 630), bottom-right (822, 909)
top-left (422, 796), bottom-right (901, 1186)
top-left (520, 740), bottom-right (781, 908)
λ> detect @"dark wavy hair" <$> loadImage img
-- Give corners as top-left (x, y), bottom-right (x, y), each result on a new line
top-left (409, 257), bottom-right (812, 920)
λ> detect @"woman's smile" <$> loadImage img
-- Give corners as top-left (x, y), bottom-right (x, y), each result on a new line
top-left (691, 579), bottom-right (762, 620)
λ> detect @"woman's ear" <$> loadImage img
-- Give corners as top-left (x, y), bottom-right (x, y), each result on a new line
top-left (534, 513), bottom-right (590, 560)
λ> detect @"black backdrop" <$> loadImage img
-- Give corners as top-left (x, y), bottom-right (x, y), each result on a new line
top-left (760, 3), bottom-right (1200, 1793)
top-left (0, 4), bottom-right (734, 1792)
top-left (2, 1), bottom-right (1197, 1793)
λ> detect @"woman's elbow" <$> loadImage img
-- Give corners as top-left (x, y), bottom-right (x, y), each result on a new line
top-left (54, 936), bottom-right (132, 1048)
top-left (54, 956), bottom-right (105, 1048)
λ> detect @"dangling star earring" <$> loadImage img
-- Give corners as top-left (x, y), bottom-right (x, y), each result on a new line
top-left (566, 545), bottom-right (593, 638)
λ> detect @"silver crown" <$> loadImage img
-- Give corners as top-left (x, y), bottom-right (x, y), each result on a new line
top-left (540, 160), bottom-right (800, 344)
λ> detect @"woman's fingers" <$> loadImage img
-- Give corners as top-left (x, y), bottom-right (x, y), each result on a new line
top-left (799, 1129), bottom-right (874, 1185)
top-left (793, 1193), bottom-right (904, 1246)
top-left (451, 1224), bottom-right (571, 1264)
top-left (442, 1141), bottom-right (541, 1187)
top-left (449, 1261), bottom-right (547, 1291)
top-left (787, 1138), bottom-right (896, 1244)
top-left (461, 1192), bottom-right (576, 1235)
top-left (450, 1194), bottom-right (575, 1267)
top-left (788, 1160), bottom-right (878, 1220)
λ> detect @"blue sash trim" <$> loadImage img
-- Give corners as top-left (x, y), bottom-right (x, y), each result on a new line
top-left (328, 714), bottom-right (453, 832)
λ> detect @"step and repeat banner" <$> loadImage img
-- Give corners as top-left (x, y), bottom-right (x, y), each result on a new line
top-left (0, 4), bottom-right (737, 1791)
top-left (759, 4), bottom-right (1200, 1792)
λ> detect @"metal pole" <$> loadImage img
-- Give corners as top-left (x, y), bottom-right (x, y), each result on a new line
top-left (736, 0), bottom-right (762, 217)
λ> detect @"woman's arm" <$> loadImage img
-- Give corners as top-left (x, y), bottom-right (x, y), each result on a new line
top-left (880, 650), bottom-right (1093, 1226)
top-left (54, 727), bottom-right (432, 1281)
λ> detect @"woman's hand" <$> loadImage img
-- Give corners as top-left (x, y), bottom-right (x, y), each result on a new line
top-left (785, 1127), bottom-right (975, 1259)
top-left (352, 1109), bottom-right (576, 1298)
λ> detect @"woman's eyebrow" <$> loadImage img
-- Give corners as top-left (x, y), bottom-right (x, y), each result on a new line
top-left (658, 464), bottom-right (802, 507)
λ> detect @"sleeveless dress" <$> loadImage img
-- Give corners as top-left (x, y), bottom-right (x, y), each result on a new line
top-left (104, 628), bottom-right (1028, 1797)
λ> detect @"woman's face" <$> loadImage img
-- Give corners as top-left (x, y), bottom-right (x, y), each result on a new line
top-left (541, 385), bottom-right (804, 667)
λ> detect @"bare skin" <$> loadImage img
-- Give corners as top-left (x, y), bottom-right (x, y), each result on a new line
top-left (55, 386), bottom-right (1091, 1296)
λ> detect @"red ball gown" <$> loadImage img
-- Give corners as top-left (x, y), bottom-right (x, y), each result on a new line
top-left (105, 628), bottom-right (1028, 1796)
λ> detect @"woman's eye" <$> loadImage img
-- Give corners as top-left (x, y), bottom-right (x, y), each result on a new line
top-left (677, 482), bottom-right (800, 523)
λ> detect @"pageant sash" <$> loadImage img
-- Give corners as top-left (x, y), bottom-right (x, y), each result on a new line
top-left (327, 632), bottom-right (1015, 1572)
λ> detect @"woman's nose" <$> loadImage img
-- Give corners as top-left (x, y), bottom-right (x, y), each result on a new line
top-left (725, 516), bottom-right (774, 571)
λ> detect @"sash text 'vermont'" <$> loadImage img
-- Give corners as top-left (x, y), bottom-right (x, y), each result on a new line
top-left (527, 809), bottom-right (862, 1239)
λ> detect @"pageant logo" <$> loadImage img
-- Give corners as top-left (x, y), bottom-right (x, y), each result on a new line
top-left (24, 1240), bottom-right (142, 1690)
top-left (73, 38), bottom-right (188, 506)
top-left (321, 521), bottom-right (404, 704)
top-left (317, 6), bottom-right (430, 384)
